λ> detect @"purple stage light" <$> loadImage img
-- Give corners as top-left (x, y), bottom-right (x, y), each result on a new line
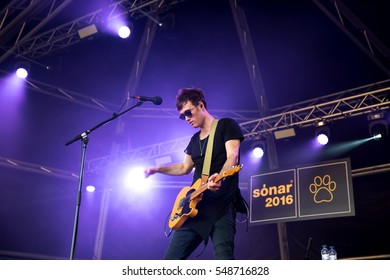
top-left (317, 133), bottom-right (329, 145)
top-left (16, 67), bottom-right (28, 79)
top-left (86, 185), bottom-right (96, 192)
top-left (253, 146), bottom-right (265, 158)
top-left (118, 25), bottom-right (131, 39)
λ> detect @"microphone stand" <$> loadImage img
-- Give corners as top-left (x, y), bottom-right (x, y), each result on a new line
top-left (65, 100), bottom-right (144, 260)
top-left (304, 237), bottom-right (312, 260)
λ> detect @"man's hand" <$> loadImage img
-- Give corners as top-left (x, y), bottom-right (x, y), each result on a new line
top-left (144, 166), bottom-right (158, 178)
top-left (207, 173), bottom-right (222, 192)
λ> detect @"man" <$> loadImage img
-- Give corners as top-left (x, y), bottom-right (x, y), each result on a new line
top-left (144, 87), bottom-right (245, 259)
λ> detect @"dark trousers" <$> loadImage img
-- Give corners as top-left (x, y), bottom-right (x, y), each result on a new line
top-left (164, 210), bottom-right (236, 260)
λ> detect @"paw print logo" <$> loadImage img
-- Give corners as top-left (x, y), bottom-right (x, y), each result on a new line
top-left (309, 175), bottom-right (336, 203)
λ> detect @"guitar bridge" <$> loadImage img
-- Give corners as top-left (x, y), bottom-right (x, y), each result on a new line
top-left (170, 213), bottom-right (181, 221)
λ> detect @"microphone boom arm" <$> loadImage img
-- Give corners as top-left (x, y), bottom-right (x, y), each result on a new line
top-left (65, 100), bottom-right (144, 146)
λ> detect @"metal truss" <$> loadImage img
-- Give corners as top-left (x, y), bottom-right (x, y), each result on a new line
top-left (0, 69), bottom-right (118, 112)
top-left (0, 0), bottom-right (50, 45)
top-left (85, 136), bottom-right (191, 173)
top-left (13, 0), bottom-right (186, 59)
top-left (0, 0), bottom-right (74, 63)
top-left (240, 79), bottom-right (390, 138)
top-left (229, 0), bottom-right (268, 115)
top-left (0, 156), bottom-right (79, 181)
top-left (0, 68), bottom-right (262, 120)
top-left (313, 0), bottom-right (390, 76)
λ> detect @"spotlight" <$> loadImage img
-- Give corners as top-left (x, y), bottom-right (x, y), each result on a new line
top-left (86, 185), bottom-right (96, 192)
top-left (118, 25), bottom-right (131, 39)
top-left (315, 122), bottom-right (330, 146)
top-left (253, 146), bottom-right (264, 158)
top-left (123, 167), bottom-right (150, 194)
top-left (368, 112), bottom-right (388, 140)
top-left (251, 140), bottom-right (266, 159)
top-left (317, 133), bottom-right (329, 145)
top-left (373, 133), bottom-right (382, 140)
top-left (369, 120), bottom-right (387, 140)
top-left (16, 67), bottom-right (28, 79)
top-left (15, 61), bottom-right (30, 79)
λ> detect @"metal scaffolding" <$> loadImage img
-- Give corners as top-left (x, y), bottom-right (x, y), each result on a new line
top-left (0, 0), bottom-right (185, 61)
top-left (0, 0), bottom-right (74, 63)
top-left (240, 79), bottom-right (390, 138)
top-left (0, 68), bottom-right (263, 119)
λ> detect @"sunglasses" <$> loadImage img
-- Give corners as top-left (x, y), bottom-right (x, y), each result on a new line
top-left (179, 106), bottom-right (196, 120)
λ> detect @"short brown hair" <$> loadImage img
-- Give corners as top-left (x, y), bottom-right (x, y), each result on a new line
top-left (175, 87), bottom-right (207, 111)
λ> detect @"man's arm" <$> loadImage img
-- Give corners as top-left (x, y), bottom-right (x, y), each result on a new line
top-left (221, 139), bottom-right (241, 172)
top-left (144, 153), bottom-right (194, 177)
top-left (208, 139), bottom-right (241, 191)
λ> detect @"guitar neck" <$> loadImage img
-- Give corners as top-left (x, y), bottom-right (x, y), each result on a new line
top-left (189, 173), bottom-right (226, 201)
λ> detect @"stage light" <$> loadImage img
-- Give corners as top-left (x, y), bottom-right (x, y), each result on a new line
top-left (15, 61), bottom-right (30, 79)
top-left (317, 133), bottom-right (329, 145)
top-left (369, 120), bottom-right (387, 140)
top-left (118, 25), bottom-right (131, 39)
top-left (315, 122), bottom-right (330, 146)
top-left (16, 67), bottom-right (28, 79)
top-left (373, 133), bottom-right (382, 140)
top-left (251, 140), bottom-right (266, 159)
top-left (253, 146), bottom-right (264, 158)
top-left (86, 185), bottom-right (96, 192)
top-left (77, 24), bottom-right (98, 39)
top-left (273, 128), bottom-right (296, 140)
top-left (123, 167), bottom-right (150, 194)
top-left (368, 112), bottom-right (388, 140)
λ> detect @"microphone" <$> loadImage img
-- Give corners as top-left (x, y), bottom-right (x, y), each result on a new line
top-left (130, 95), bottom-right (163, 105)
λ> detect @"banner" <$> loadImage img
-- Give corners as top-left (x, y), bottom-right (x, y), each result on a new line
top-left (250, 158), bottom-right (354, 225)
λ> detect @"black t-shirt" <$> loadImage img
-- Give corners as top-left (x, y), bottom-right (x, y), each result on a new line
top-left (183, 118), bottom-right (244, 240)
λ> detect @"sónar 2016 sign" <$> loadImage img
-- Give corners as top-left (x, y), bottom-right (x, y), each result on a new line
top-left (249, 158), bottom-right (355, 225)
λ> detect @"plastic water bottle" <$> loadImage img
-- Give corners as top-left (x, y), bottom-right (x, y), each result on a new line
top-left (321, 245), bottom-right (329, 260)
top-left (329, 246), bottom-right (337, 260)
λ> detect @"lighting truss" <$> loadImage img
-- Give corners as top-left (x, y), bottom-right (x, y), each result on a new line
top-left (85, 136), bottom-right (191, 173)
top-left (0, 156), bottom-right (79, 181)
top-left (13, 0), bottom-right (186, 59)
top-left (0, 0), bottom-right (74, 63)
top-left (0, 69), bottom-right (261, 119)
top-left (240, 79), bottom-right (390, 138)
top-left (0, 70), bottom-right (118, 113)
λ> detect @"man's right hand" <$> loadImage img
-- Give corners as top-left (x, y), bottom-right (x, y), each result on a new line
top-left (144, 166), bottom-right (158, 178)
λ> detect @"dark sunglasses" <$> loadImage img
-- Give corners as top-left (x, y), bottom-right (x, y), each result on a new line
top-left (179, 106), bottom-right (196, 120)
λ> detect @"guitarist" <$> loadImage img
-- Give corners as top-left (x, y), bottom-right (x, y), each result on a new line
top-left (144, 87), bottom-right (245, 260)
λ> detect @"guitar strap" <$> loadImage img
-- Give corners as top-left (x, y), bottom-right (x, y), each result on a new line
top-left (201, 119), bottom-right (219, 183)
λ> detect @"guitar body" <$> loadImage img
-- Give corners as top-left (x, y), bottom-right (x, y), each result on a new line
top-left (169, 178), bottom-right (203, 230)
top-left (168, 164), bottom-right (242, 230)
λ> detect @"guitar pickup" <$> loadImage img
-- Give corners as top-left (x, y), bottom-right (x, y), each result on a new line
top-left (170, 213), bottom-right (181, 221)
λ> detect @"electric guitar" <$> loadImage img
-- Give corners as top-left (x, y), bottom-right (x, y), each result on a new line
top-left (168, 164), bottom-right (243, 230)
